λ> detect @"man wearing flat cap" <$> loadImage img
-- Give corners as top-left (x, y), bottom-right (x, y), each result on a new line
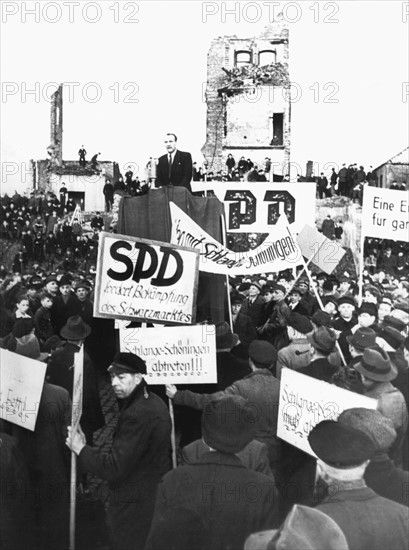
top-left (257, 283), bottom-right (291, 350)
top-left (338, 408), bottom-right (409, 506)
top-left (167, 339), bottom-right (281, 471)
top-left (240, 280), bottom-right (265, 327)
top-left (67, 352), bottom-right (172, 550)
top-left (146, 395), bottom-right (278, 550)
top-left (308, 418), bottom-right (409, 550)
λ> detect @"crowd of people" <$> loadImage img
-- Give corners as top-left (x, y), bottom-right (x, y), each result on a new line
top-left (1, 202), bottom-right (409, 548)
top-left (0, 135), bottom-right (408, 550)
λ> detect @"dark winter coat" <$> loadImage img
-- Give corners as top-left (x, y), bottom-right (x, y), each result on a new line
top-left (79, 379), bottom-right (172, 550)
top-left (145, 451), bottom-right (278, 550)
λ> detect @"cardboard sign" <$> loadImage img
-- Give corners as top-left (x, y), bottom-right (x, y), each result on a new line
top-left (297, 224), bottom-right (345, 275)
top-left (277, 368), bottom-right (377, 456)
top-left (191, 181), bottom-right (316, 233)
top-left (119, 325), bottom-right (217, 385)
top-left (71, 346), bottom-right (84, 432)
top-left (94, 232), bottom-right (199, 325)
top-left (0, 350), bottom-right (47, 431)
top-left (362, 187), bottom-right (409, 242)
top-left (170, 202), bottom-right (303, 275)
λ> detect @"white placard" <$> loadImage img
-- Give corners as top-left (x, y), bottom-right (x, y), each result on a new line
top-left (277, 368), bottom-right (378, 456)
top-left (119, 325), bottom-right (217, 385)
top-left (362, 187), bottom-right (409, 242)
top-left (170, 202), bottom-right (303, 275)
top-left (94, 231), bottom-right (199, 325)
top-left (0, 350), bottom-right (47, 431)
top-left (191, 181), bottom-right (316, 233)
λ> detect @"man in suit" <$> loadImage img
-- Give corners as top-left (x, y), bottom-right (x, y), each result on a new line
top-left (155, 133), bottom-right (193, 192)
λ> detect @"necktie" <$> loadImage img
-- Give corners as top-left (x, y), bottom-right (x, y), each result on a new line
top-left (168, 154), bottom-right (172, 181)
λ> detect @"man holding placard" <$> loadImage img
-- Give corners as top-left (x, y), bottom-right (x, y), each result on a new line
top-left (67, 352), bottom-right (172, 550)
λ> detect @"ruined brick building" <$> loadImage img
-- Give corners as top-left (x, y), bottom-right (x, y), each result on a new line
top-left (32, 84), bottom-right (119, 211)
top-left (201, 20), bottom-right (291, 179)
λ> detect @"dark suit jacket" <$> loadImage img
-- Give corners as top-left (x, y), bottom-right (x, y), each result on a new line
top-left (316, 487), bottom-right (408, 550)
top-left (155, 149), bottom-right (193, 192)
top-left (47, 342), bottom-right (104, 436)
top-left (181, 438), bottom-right (274, 479)
top-left (145, 452), bottom-right (278, 550)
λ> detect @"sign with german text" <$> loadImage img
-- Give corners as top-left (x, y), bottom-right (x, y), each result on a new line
top-left (94, 232), bottom-right (199, 325)
top-left (119, 325), bottom-right (217, 385)
top-left (0, 350), bottom-right (47, 431)
top-left (362, 187), bottom-right (409, 242)
top-left (297, 224), bottom-right (345, 275)
top-left (191, 181), bottom-right (316, 233)
top-left (277, 368), bottom-right (377, 456)
top-left (170, 202), bottom-right (303, 275)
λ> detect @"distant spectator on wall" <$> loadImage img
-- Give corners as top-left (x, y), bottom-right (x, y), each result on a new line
top-left (90, 153), bottom-right (100, 170)
top-left (226, 154), bottom-right (235, 174)
top-left (78, 145), bottom-right (87, 167)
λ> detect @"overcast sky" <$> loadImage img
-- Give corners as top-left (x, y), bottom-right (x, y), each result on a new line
top-left (1, 0), bottom-right (408, 194)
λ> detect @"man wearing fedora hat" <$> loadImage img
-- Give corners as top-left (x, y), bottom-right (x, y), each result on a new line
top-left (67, 351), bottom-right (171, 550)
top-left (146, 395), bottom-right (278, 550)
top-left (297, 326), bottom-right (338, 382)
top-left (47, 315), bottom-right (104, 445)
top-left (167, 340), bottom-right (281, 470)
top-left (352, 346), bottom-right (408, 465)
top-left (308, 418), bottom-right (409, 550)
top-left (244, 504), bottom-right (349, 550)
top-left (176, 321), bottom-right (251, 448)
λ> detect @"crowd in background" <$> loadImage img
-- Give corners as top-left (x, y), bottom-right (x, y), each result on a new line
top-left (1, 181), bottom-right (409, 550)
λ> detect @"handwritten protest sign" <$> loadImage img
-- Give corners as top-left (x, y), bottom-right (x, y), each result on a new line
top-left (297, 224), bottom-right (345, 275)
top-left (71, 346), bottom-right (83, 432)
top-left (362, 187), bottom-right (409, 242)
top-left (191, 181), bottom-right (316, 233)
top-left (94, 232), bottom-right (199, 325)
top-left (119, 325), bottom-right (217, 385)
top-left (277, 368), bottom-right (377, 456)
top-left (170, 202), bottom-right (303, 276)
top-left (0, 350), bottom-right (47, 431)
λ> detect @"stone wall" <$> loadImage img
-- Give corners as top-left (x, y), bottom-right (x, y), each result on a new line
top-left (202, 24), bottom-right (290, 174)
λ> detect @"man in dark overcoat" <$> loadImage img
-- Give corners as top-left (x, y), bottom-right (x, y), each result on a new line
top-left (309, 418), bottom-right (409, 550)
top-left (145, 395), bottom-right (278, 550)
top-left (67, 352), bottom-right (172, 550)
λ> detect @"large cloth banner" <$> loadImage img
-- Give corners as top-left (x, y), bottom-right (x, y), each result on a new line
top-left (0, 350), bottom-right (47, 431)
top-left (362, 187), bottom-right (409, 242)
top-left (119, 325), bottom-right (217, 385)
top-left (94, 231), bottom-right (200, 325)
top-left (191, 181), bottom-right (316, 233)
top-left (277, 368), bottom-right (377, 456)
top-left (297, 224), bottom-right (345, 275)
top-left (170, 202), bottom-right (303, 276)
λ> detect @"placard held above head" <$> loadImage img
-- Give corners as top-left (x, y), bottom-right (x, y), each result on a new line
top-left (94, 232), bottom-right (199, 325)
